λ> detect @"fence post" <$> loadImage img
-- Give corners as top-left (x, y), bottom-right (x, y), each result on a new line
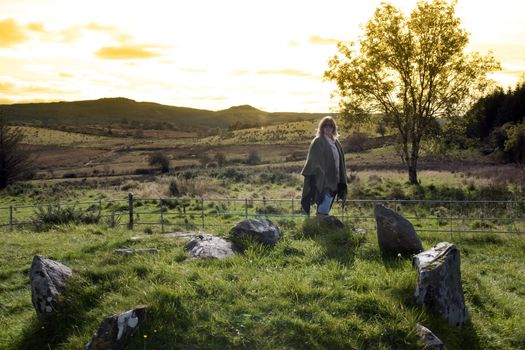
top-left (201, 197), bottom-right (205, 229)
top-left (291, 198), bottom-right (294, 218)
top-left (128, 192), bottom-right (134, 230)
top-left (245, 198), bottom-right (248, 219)
top-left (160, 198), bottom-right (164, 233)
top-left (98, 199), bottom-right (102, 219)
top-left (9, 206), bottom-right (13, 230)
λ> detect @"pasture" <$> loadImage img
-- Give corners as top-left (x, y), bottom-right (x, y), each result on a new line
top-left (1, 120), bottom-right (524, 350)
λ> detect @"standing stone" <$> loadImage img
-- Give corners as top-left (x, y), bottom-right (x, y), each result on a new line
top-left (413, 242), bottom-right (469, 327)
top-left (229, 219), bottom-right (281, 245)
top-left (185, 234), bottom-right (238, 259)
top-left (29, 255), bottom-right (72, 318)
top-left (85, 306), bottom-right (147, 350)
top-left (374, 203), bottom-right (423, 257)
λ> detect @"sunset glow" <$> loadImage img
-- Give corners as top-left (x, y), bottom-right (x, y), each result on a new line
top-left (1, 0), bottom-right (524, 112)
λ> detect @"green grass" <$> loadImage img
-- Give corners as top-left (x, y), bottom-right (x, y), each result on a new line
top-left (1, 222), bottom-right (524, 349)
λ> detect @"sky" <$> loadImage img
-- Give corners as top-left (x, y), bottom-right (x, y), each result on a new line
top-left (1, 0), bottom-right (524, 113)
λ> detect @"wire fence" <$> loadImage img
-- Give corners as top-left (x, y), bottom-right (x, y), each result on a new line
top-left (1, 193), bottom-right (524, 235)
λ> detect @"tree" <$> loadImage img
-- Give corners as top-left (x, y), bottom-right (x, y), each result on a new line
top-left (504, 121), bottom-right (525, 163)
top-left (0, 116), bottom-right (32, 189)
top-left (325, 0), bottom-right (499, 184)
top-left (148, 152), bottom-right (170, 173)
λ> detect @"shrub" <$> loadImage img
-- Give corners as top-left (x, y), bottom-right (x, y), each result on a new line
top-left (5, 182), bottom-right (34, 196)
top-left (219, 168), bottom-right (245, 182)
top-left (214, 152), bottom-right (226, 167)
top-left (246, 150), bottom-right (261, 165)
top-left (33, 205), bottom-right (100, 231)
top-left (256, 205), bottom-right (285, 215)
top-left (346, 132), bottom-right (369, 152)
top-left (149, 152), bottom-right (170, 173)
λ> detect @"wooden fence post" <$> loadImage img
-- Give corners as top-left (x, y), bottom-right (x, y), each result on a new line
top-left (160, 198), bottom-right (164, 233)
top-left (9, 206), bottom-right (13, 230)
top-left (201, 197), bottom-right (205, 229)
top-left (128, 192), bottom-right (134, 230)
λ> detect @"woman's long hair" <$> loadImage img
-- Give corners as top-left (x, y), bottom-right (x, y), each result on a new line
top-left (316, 116), bottom-right (339, 139)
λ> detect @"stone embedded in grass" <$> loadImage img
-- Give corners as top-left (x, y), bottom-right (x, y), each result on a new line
top-left (413, 242), bottom-right (469, 327)
top-left (29, 255), bottom-right (72, 319)
top-left (85, 306), bottom-right (147, 350)
top-left (113, 248), bottom-right (159, 255)
top-left (229, 218), bottom-right (281, 245)
top-left (416, 323), bottom-right (448, 350)
top-left (374, 203), bottom-right (424, 258)
top-left (302, 215), bottom-right (346, 237)
top-left (185, 234), bottom-right (239, 259)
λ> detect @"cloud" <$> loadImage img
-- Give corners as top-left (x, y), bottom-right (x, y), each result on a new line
top-left (57, 22), bottom-right (133, 44)
top-left (0, 81), bottom-right (17, 92)
top-left (308, 35), bottom-right (339, 45)
top-left (26, 22), bottom-right (46, 33)
top-left (0, 97), bottom-right (15, 104)
top-left (96, 45), bottom-right (160, 59)
top-left (231, 70), bottom-right (251, 76)
top-left (0, 18), bottom-right (29, 47)
top-left (256, 69), bottom-right (312, 77)
top-left (179, 68), bottom-right (208, 73)
top-left (0, 79), bottom-right (71, 95)
top-left (85, 22), bottom-right (116, 32)
top-left (85, 22), bottom-right (133, 43)
top-left (190, 95), bottom-right (228, 101)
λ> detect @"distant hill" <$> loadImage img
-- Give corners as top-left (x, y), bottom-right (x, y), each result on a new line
top-left (0, 97), bottom-right (330, 129)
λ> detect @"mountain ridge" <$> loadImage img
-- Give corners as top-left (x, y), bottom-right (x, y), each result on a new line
top-left (1, 97), bottom-right (331, 129)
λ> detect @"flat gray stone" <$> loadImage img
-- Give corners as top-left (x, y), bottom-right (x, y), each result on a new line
top-left (414, 242), bottom-right (469, 327)
top-left (113, 248), bottom-right (159, 255)
top-left (374, 203), bottom-right (423, 257)
top-left (29, 255), bottom-right (72, 319)
top-left (130, 232), bottom-right (199, 241)
top-left (185, 234), bottom-right (238, 259)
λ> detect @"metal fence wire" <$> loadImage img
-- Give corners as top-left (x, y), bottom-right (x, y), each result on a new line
top-left (1, 193), bottom-right (524, 235)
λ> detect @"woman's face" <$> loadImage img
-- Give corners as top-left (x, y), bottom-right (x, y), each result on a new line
top-left (322, 123), bottom-right (335, 138)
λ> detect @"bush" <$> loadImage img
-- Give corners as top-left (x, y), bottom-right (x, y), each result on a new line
top-left (214, 152), bottom-right (226, 167)
top-left (256, 205), bottom-right (285, 215)
top-left (33, 205), bottom-right (100, 231)
top-left (246, 150), bottom-right (261, 165)
top-left (5, 182), bottom-right (34, 196)
top-left (149, 152), bottom-right (170, 173)
top-left (219, 168), bottom-right (245, 182)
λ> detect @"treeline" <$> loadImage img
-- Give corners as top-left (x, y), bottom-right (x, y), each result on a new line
top-left (464, 81), bottom-right (525, 162)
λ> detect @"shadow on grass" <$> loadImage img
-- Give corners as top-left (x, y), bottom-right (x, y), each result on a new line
top-left (11, 272), bottom-right (118, 350)
top-left (301, 217), bottom-right (366, 265)
top-left (422, 312), bottom-right (482, 350)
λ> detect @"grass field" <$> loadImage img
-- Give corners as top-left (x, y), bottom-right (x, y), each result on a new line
top-left (1, 222), bottom-right (524, 349)
top-left (2, 118), bottom-right (524, 349)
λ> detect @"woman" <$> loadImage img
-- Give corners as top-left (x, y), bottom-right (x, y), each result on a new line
top-left (301, 116), bottom-right (347, 216)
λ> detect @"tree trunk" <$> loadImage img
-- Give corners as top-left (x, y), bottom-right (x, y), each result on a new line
top-left (408, 162), bottom-right (418, 184)
top-left (407, 140), bottom-right (420, 185)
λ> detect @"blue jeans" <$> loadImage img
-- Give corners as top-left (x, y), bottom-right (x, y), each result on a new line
top-left (317, 191), bottom-right (334, 215)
